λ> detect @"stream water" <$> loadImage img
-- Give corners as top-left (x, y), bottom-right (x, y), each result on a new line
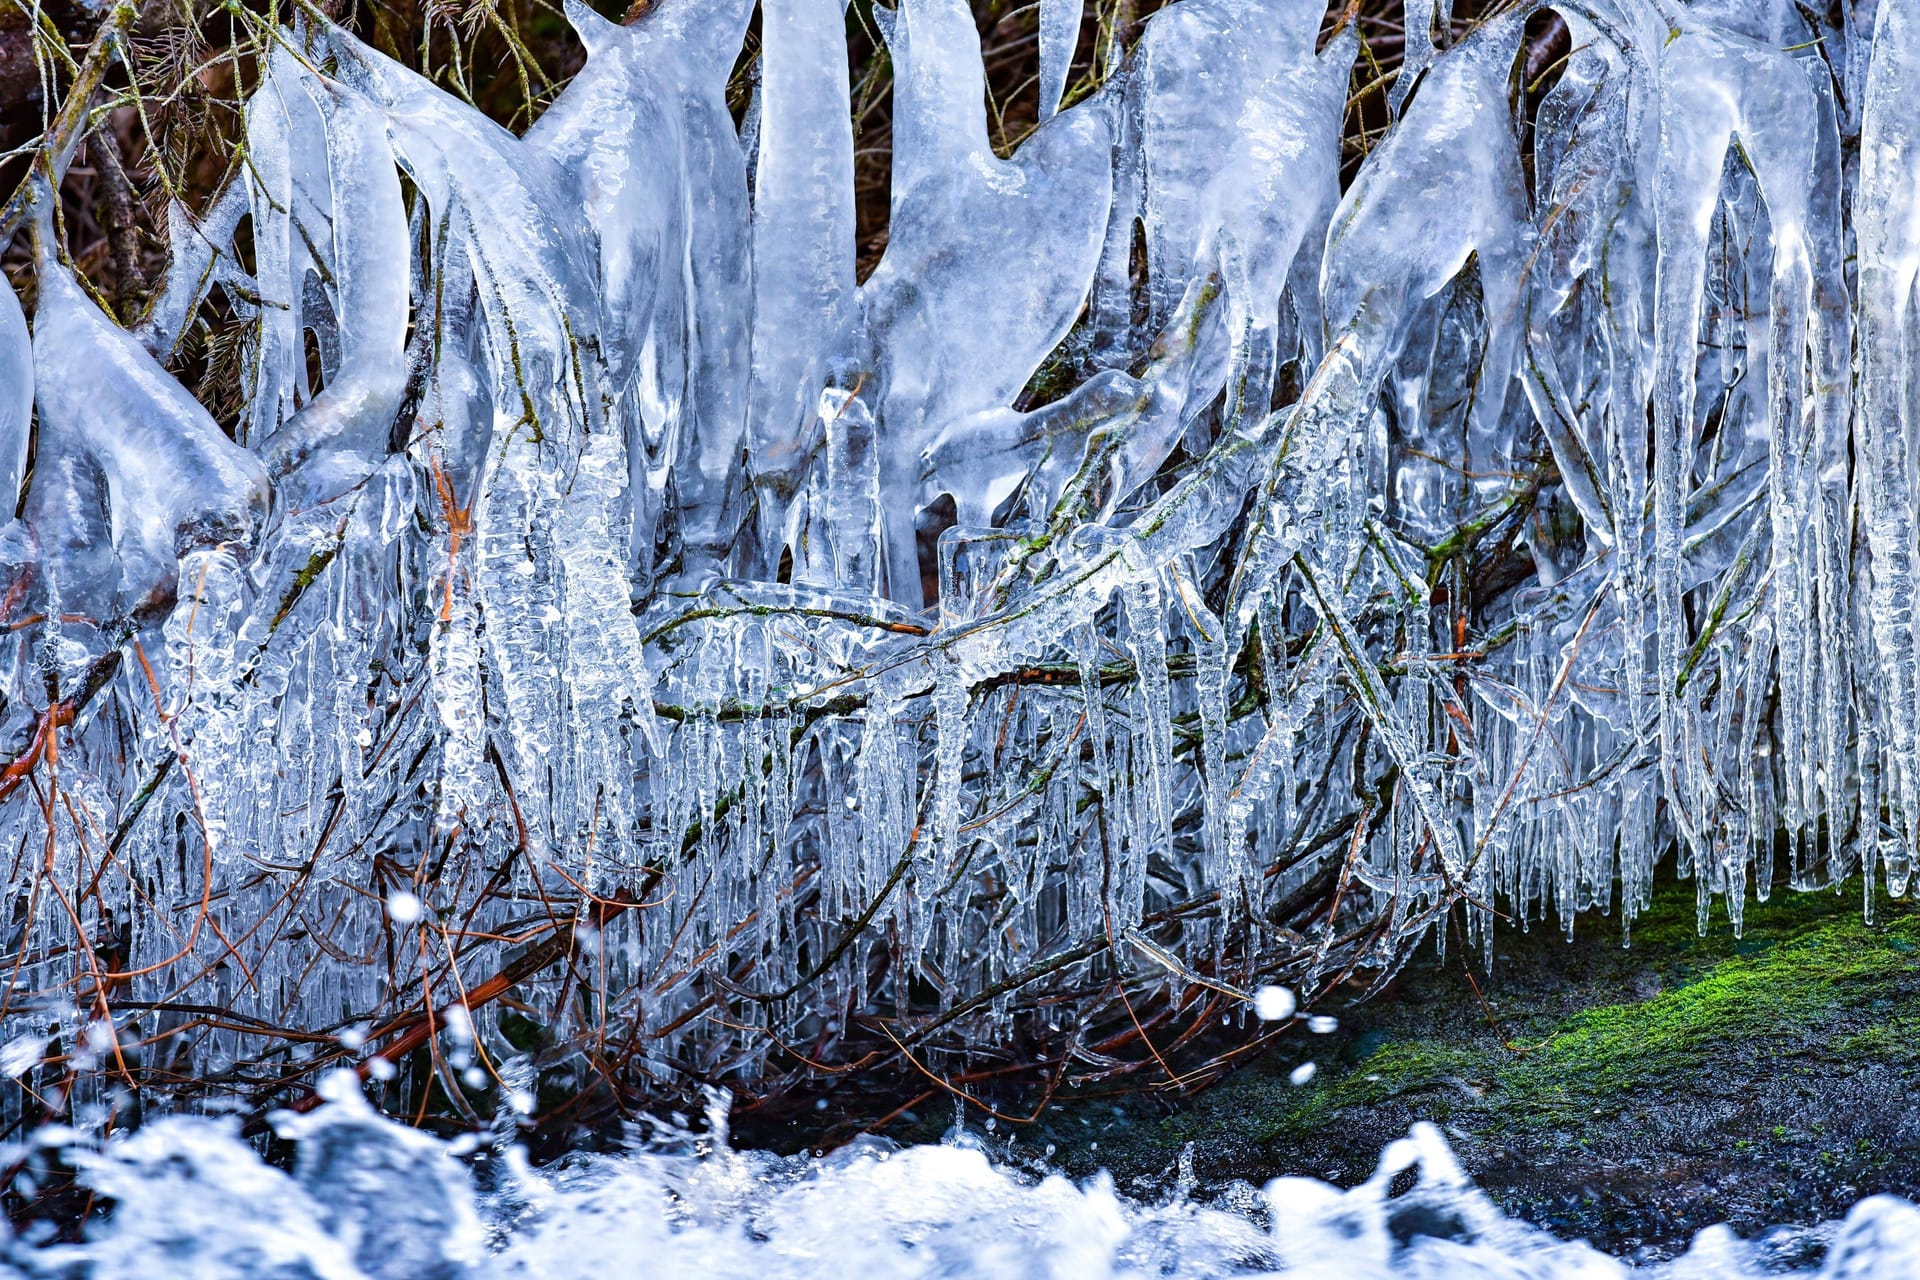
top-left (0, 1076), bottom-right (1911, 1278)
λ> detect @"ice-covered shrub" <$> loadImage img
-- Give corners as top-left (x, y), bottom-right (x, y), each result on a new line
top-left (0, 0), bottom-right (1902, 1124)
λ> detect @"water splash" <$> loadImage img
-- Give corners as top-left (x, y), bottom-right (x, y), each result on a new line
top-left (1, 1086), bottom-right (1914, 1278)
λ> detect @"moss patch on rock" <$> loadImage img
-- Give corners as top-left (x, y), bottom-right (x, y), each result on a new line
top-left (1007, 874), bottom-right (1920, 1256)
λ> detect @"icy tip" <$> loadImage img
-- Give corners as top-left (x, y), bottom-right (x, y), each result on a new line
top-left (1253, 985), bottom-right (1296, 1021)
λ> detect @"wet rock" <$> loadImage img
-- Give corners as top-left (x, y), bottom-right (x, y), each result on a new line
top-left (1015, 873), bottom-right (1920, 1260)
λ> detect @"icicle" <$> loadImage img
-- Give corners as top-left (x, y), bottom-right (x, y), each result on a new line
top-left (19, 418), bottom-right (120, 692)
top-left (818, 387), bottom-right (883, 591)
top-left (862, 0), bottom-right (1113, 603)
top-left (29, 220), bottom-right (272, 621)
top-left (1037, 0), bottom-right (1084, 122)
top-left (0, 277), bottom-right (30, 516)
top-left (528, 0), bottom-right (755, 582)
top-left (1858, 0), bottom-right (1920, 848)
top-left (240, 49), bottom-right (314, 447)
top-left (252, 51), bottom-right (411, 510)
top-left (1173, 565), bottom-right (1237, 890)
top-left (1130, 0), bottom-right (1351, 427)
top-left (929, 661), bottom-right (968, 874)
top-left (327, 24), bottom-right (605, 449)
top-left (558, 426), bottom-right (664, 762)
top-left (162, 549), bottom-right (251, 859)
top-left (748, 0), bottom-right (858, 565)
top-left (1121, 580), bottom-right (1174, 859)
top-left (1390, 0), bottom-right (1452, 116)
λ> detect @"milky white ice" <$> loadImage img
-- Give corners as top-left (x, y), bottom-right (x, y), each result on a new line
top-left (0, 1082), bottom-right (1911, 1278)
top-left (0, 0), bottom-right (1905, 1152)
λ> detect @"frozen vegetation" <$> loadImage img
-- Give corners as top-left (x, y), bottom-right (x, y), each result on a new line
top-left (0, 0), bottom-right (1910, 1135)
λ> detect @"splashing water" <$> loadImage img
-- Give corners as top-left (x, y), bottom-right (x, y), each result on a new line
top-left (0, 1083), bottom-right (1911, 1278)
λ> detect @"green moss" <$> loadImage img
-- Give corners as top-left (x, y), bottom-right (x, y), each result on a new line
top-left (1832, 1014), bottom-right (1920, 1063)
top-left (1018, 343), bottom-right (1083, 410)
top-left (1516, 911), bottom-right (1920, 1107)
top-left (271, 542), bottom-right (343, 631)
top-left (1320, 1041), bottom-right (1479, 1108)
top-left (1010, 871), bottom-right (1920, 1245)
top-left (1245, 878), bottom-right (1920, 1149)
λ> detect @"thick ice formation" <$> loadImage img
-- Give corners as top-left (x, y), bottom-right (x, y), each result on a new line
top-left (246, 47), bottom-right (412, 510)
top-left (0, 0), bottom-right (1900, 1109)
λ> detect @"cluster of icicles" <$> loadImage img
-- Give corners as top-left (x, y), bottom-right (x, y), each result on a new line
top-left (0, 0), bottom-right (1912, 1103)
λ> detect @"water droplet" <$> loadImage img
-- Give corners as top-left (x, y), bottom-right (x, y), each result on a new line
top-left (1253, 986), bottom-right (1296, 1021)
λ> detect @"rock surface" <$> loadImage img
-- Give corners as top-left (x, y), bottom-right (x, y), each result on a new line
top-left (979, 875), bottom-right (1920, 1261)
